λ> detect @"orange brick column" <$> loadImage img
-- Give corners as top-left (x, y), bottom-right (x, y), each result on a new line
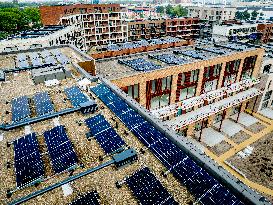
top-left (170, 74), bottom-right (178, 104)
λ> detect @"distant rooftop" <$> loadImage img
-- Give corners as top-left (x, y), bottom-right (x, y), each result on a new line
top-left (95, 43), bottom-right (257, 80)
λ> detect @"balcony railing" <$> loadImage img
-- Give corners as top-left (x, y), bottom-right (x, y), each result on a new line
top-left (151, 78), bottom-right (260, 120)
top-left (166, 87), bottom-right (261, 130)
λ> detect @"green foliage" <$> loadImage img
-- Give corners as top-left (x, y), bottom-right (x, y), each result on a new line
top-left (160, 5), bottom-right (187, 17)
top-left (0, 6), bottom-right (41, 39)
top-left (156, 6), bottom-right (164, 14)
top-left (235, 11), bottom-right (250, 21)
top-left (251, 10), bottom-right (258, 20)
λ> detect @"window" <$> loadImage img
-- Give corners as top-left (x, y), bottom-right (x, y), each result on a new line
top-left (151, 94), bottom-right (170, 109)
top-left (213, 64), bottom-right (221, 76)
top-left (162, 77), bottom-right (167, 90)
top-left (204, 79), bottom-right (218, 93)
top-left (179, 86), bottom-right (196, 101)
top-left (126, 84), bottom-right (139, 100)
top-left (224, 74), bottom-right (236, 86)
top-left (190, 70), bottom-right (199, 82)
top-left (264, 90), bottom-right (272, 101)
top-left (151, 80), bottom-right (156, 93)
top-left (262, 101), bottom-right (269, 109)
top-left (166, 76), bottom-right (172, 89)
top-left (181, 73), bottom-right (185, 85)
top-left (205, 67), bottom-right (210, 79)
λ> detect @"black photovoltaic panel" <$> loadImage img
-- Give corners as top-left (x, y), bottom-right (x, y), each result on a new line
top-left (69, 191), bottom-right (100, 205)
top-left (11, 96), bottom-right (31, 122)
top-left (33, 92), bottom-right (54, 116)
top-left (149, 53), bottom-right (188, 65)
top-left (85, 114), bottom-right (125, 154)
top-left (14, 133), bottom-right (45, 188)
top-left (118, 58), bottom-right (161, 72)
top-left (17, 53), bottom-right (29, 69)
top-left (91, 84), bottom-right (244, 205)
top-left (126, 167), bottom-right (178, 205)
top-left (44, 126), bottom-right (78, 173)
top-left (51, 49), bottom-right (70, 64)
top-left (64, 86), bottom-right (89, 107)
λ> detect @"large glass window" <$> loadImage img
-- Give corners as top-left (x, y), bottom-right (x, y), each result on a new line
top-left (151, 80), bottom-right (156, 93)
top-left (213, 64), bottom-right (221, 76)
top-left (204, 79), bottom-right (218, 93)
top-left (179, 86), bottom-right (196, 101)
top-left (264, 90), bottom-right (272, 101)
top-left (151, 94), bottom-right (170, 109)
top-left (224, 74), bottom-right (236, 86)
top-left (166, 76), bottom-right (172, 89)
top-left (190, 70), bottom-right (199, 82)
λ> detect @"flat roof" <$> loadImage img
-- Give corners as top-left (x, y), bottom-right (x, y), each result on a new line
top-left (0, 48), bottom-right (194, 205)
top-left (95, 43), bottom-right (256, 80)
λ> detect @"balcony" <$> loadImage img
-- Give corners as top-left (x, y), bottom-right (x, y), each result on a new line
top-left (166, 87), bottom-right (261, 130)
top-left (151, 78), bottom-right (260, 120)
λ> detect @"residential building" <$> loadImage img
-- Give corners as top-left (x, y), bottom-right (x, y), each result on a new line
top-left (257, 22), bottom-right (273, 43)
top-left (61, 12), bottom-right (128, 50)
top-left (40, 4), bottom-right (121, 26)
top-left (212, 23), bottom-right (258, 42)
top-left (188, 6), bottom-right (236, 22)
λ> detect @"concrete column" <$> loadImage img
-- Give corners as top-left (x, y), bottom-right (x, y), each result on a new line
top-left (186, 123), bottom-right (195, 137)
top-left (217, 62), bottom-right (226, 89)
top-left (170, 74), bottom-right (178, 104)
top-left (235, 58), bottom-right (245, 82)
top-left (195, 68), bottom-right (204, 96)
top-left (240, 101), bottom-right (247, 113)
top-left (252, 50), bottom-right (265, 78)
top-left (224, 107), bottom-right (233, 119)
top-left (207, 114), bottom-right (215, 127)
top-left (139, 81), bottom-right (147, 107)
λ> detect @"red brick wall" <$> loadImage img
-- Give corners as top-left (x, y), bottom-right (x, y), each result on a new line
top-left (40, 4), bottom-right (121, 26)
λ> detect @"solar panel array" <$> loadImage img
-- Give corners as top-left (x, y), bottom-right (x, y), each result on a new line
top-left (64, 86), bottom-right (89, 107)
top-left (17, 53), bottom-right (29, 69)
top-left (13, 133), bottom-right (45, 188)
top-left (149, 53), bottom-right (188, 65)
top-left (11, 96), bottom-right (31, 122)
top-left (44, 125), bottom-right (78, 173)
top-left (29, 52), bottom-right (43, 67)
top-left (118, 58), bottom-right (161, 72)
top-left (126, 167), bottom-right (178, 205)
top-left (85, 114), bottom-right (125, 154)
top-left (52, 49), bottom-right (70, 64)
top-left (33, 92), bottom-right (54, 116)
top-left (174, 50), bottom-right (209, 60)
top-left (69, 191), bottom-right (100, 205)
top-left (40, 50), bottom-right (58, 66)
top-left (217, 43), bottom-right (249, 51)
top-left (91, 84), bottom-right (244, 205)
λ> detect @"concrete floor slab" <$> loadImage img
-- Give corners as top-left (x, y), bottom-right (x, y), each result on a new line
top-left (230, 112), bottom-right (258, 127)
top-left (195, 128), bottom-right (225, 147)
top-left (214, 119), bottom-right (243, 137)
top-left (259, 108), bottom-right (273, 120)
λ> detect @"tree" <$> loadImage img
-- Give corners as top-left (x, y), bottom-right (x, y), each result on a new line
top-left (166, 5), bottom-right (174, 16)
top-left (235, 11), bottom-right (250, 20)
top-left (235, 11), bottom-right (243, 20)
top-left (0, 6), bottom-right (41, 40)
top-left (251, 10), bottom-right (258, 20)
top-left (156, 6), bottom-right (164, 14)
top-left (172, 5), bottom-right (187, 17)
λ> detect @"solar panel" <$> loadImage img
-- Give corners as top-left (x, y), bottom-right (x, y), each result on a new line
top-left (64, 86), bottom-right (89, 107)
top-left (91, 84), bottom-right (244, 205)
top-left (44, 126), bottom-right (78, 173)
top-left (149, 53), bottom-right (188, 65)
top-left (69, 191), bottom-right (100, 205)
top-left (33, 92), bottom-right (54, 116)
top-left (85, 114), bottom-right (125, 154)
top-left (51, 49), bottom-right (70, 64)
top-left (126, 167), bottom-right (177, 205)
top-left (40, 50), bottom-right (58, 66)
top-left (13, 133), bottom-right (45, 188)
top-left (17, 53), bottom-right (29, 69)
top-left (11, 96), bottom-right (31, 122)
top-left (29, 53), bottom-right (43, 67)
top-left (118, 58), bottom-right (161, 72)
